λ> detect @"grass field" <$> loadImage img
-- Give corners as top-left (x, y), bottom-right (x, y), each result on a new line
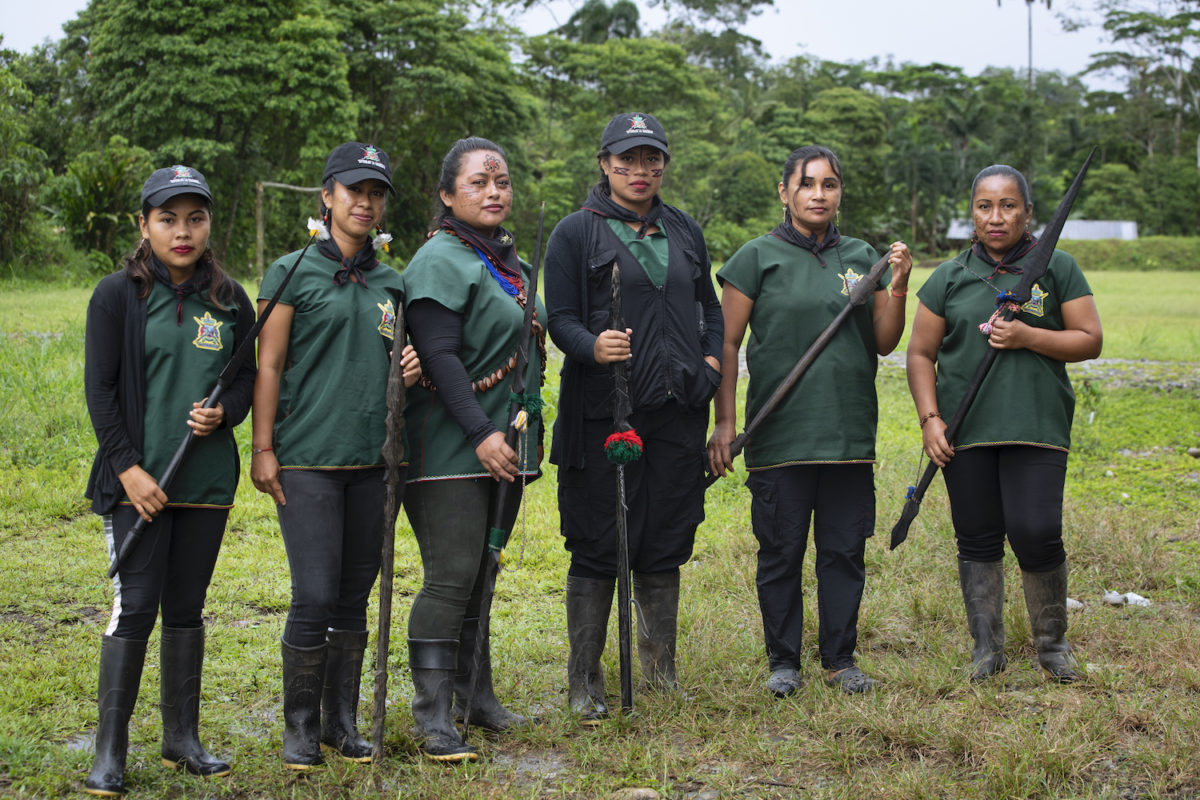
top-left (1, 273), bottom-right (1198, 799)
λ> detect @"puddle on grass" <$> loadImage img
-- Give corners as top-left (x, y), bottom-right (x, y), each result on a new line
top-left (65, 732), bottom-right (94, 753)
top-left (493, 749), bottom-right (568, 782)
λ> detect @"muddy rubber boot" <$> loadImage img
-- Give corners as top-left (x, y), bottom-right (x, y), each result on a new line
top-left (1021, 562), bottom-right (1081, 683)
top-left (409, 639), bottom-right (477, 763)
top-left (84, 635), bottom-right (147, 797)
top-left (320, 629), bottom-right (372, 762)
top-left (633, 570), bottom-right (679, 691)
top-left (280, 640), bottom-right (326, 769)
top-left (452, 617), bottom-right (528, 732)
top-left (958, 560), bottom-right (1007, 682)
top-left (159, 626), bottom-right (231, 777)
top-left (566, 576), bottom-right (613, 724)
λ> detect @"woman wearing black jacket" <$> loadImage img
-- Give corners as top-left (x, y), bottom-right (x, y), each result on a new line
top-left (83, 166), bottom-right (255, 795)
top-left (545, 112), bottom-right (723, 720)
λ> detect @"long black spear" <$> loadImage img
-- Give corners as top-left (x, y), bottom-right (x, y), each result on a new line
top-left (608, 262), bottom-right (635, 713)
top-left (107, 230), bottom-right (319, 579)
top-left (371, 306), bottom-right (407, 759)
top-left (707, 252), bottom-right (891, 485)
top-left (462, 203), bottom-right (545, 735)
top-left (889, 147), bottom-right (1096, 550)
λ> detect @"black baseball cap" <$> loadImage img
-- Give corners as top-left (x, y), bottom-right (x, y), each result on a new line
top-left (142, 165), bottom-right (213, 208)
top-left (600, 112), bottom-right (670, 156)
top-left (323, 142), bottom-right (394, 193)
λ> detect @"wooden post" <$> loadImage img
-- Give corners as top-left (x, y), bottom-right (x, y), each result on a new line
top-left (255, 181), bottom-right (322, 282)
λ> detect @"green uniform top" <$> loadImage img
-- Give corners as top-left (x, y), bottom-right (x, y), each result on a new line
top-left (141, 282), bottom-right (240, 506)
top-left (717, 233), bottom-right (890, 469)
top-left (606, 218), bottom-right (669, 287)
top-left (400, 231), bottom-right (545, 482)
top-left (259, 246), bottom-right (405, 469)
top-left (917, 247), bottom-right (1092, 451)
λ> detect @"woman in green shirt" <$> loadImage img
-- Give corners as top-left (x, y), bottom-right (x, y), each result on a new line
top-left (907, 164), bottom-right (1102, 683)
top-left (708, 145), bottom-right (912, 697)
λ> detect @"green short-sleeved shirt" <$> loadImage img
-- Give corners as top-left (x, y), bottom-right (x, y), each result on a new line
top-left (717, 234), bottom-right (890, 468)
top-left (141, 282), bottom-right (240, 506)
top-left (917, 248), bottom-right (1092, 450)
top-left (606, 218), bottom-right (669, 287)
top-left (259, 247), bottom-right (405, 468)
top-left (400, 231), bottom-right (544, 481)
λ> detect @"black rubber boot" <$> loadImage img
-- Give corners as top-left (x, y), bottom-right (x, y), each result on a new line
top-left (566, 575), bottom-right (613, 723)
top-left (1021, 562), bottom-right (1081, 683)
top-left (84, 635), bottom-right (147, 797)
top-left (320, 629), bottom-right (372, 762)
top-left (633, 570), bottom-right (679, 691)
top-left (452, 617), bottom-right (528, 732)
top-left (159, 626), bottom-right (231, 777)
top-left (409, 639), bottom-right (477, 763)
top-left (958, 560), bottom-right (1007, 682)
top-left (280, 640), bottom-right (326, 769)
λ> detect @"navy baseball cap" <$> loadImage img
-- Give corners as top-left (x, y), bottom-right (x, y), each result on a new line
top-left (323, 142), bottom-right (394, 193)
top-left (141, 165), bottom-right (213, 207)
top-left (600, 112), bottom-right (670, 156)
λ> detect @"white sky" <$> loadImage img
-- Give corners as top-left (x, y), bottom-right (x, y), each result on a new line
top-left (3, 0), bottom-right (1120, 89)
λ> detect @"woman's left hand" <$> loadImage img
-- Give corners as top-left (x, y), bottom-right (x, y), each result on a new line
top-left (475, 430), bottom-right (519, 482)
top-left (398, 344), bottom-right (422, 388)
top-left (188, 400), bottom-right (224, 436)
top-left (888, 241), bottom-right (913, 289)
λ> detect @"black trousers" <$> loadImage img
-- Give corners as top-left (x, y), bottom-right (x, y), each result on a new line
top-left (558, 402), bottom-right (708, 578)
top-left (276, 467), bottom-right (392, 647)
top-left (942, 445), bottom-right (1068, 572)
top-left (104, 505), bottom-right (227, 640)
top-left (746, 463), bottom-right (874, 671)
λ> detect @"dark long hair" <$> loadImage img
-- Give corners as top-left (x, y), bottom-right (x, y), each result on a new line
top-left (970, 164), bottom-right (1032, 209)
top-left (430, 136), bottom-right (507, 232)
top-left (125, 199), bottom-right (234, 308)
top-left (780, 145), bottom-right (843, 219)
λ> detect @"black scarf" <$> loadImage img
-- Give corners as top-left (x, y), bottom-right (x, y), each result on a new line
top-left (150, 254), bottom-right (211, 325)
top-left (441, 216), bottom-right (524, 296)
top-left (770, 221), bottom-right (842, 267)
top-left (971, 235), bottom-right (1038, 277)
top-left (317, 236), bottom-right (379, 287)
top-left (582, 185), bottom-right (663, 240)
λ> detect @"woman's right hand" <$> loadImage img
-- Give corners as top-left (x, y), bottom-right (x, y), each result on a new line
top-left (921, 416), bottom-right (955, 468)
top-left (706, 420), bottom-right (736, 477)
top-left (475, 430), bottom-right (519, 482)
top-left (593, 328), bottom-right (632, 364)
top-left (251, 450), bottom-right (287, 505)
top-left (118, 464), bottom-right (167, 522)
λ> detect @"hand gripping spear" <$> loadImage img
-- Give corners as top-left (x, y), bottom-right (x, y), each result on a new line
top-left (462, 203), bottom-right (546, 736)
top-left (706, 252), bottom-right (892, 485)
top-left (106, 229), bottom-right (320, 579)
top-left (889, 147), bottom-right (1096, 551)
top-left (371, 305), bottom-right (406, 759)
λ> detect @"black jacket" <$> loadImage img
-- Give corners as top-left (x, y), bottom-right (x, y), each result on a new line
top-left (84, 270), bottom-right (256, 515)
top-left (544, 204), bottom-right (723, 469)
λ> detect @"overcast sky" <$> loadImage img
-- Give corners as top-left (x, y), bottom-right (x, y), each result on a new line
top-left (3, 0), bottom-right (1119, 89)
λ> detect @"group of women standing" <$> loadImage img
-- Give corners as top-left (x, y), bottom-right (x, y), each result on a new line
top-left (82, 114), bottom-right (1100, 792)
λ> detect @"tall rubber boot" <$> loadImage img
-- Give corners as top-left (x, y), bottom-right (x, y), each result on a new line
top-left (958, 560), bottom-right (1007, 682)
top-left (409, 639), bottom-right (477, 763)
top-left (1021, 562), bottom-right (1081, 683)
top-left (320, 629), bottom-right (372, 762)
top-left (280, 640), bottom-right (326, 769)
top-left (84, 635), bottom-right (147, 797)
top-left (452, 617), bottom-right (527, 732)
top-left (159, 626), bottom-right (231, 777)
top-left (566, 575), bottom-right (613, 723)
top-left (633, 570), bottom-right (679, 691)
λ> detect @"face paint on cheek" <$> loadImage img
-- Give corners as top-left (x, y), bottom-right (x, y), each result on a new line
top-left (611, 166), bottom-right (630, 176)
top-left (483, 154), bottom-right (501, 173)
top-left (651, 169), bottom-right (663, 177)
top-left (459, 184), bottom-right (482, 199)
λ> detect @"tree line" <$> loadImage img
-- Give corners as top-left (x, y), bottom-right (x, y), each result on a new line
top-left (1, 0), bottom-right (1197, 274)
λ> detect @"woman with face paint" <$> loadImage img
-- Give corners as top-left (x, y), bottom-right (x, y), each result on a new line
top-left (399, 137), bottom-right (545, 762)
top-left (907, 164), bottom-right (1102, 684)
top-left (251, 142), bottom-right (419, 769)
top-left (707, 145), bottom-right (913, 698)
top-left (83, 166), bottom-right (255, 795)
top-left (544, 112), bottom-right (724, 721)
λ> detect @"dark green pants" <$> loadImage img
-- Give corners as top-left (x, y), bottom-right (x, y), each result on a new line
top-left (405, 478), bottom-right (523, 640)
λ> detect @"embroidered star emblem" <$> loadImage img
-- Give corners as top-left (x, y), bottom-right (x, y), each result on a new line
top-left (499, 233), bottom-right (512, 245)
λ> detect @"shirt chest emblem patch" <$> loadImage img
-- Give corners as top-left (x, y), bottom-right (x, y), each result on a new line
top-left (377, 299), bottom-right (396, 340)
top-left (192, 312), bottom-right (223, 351)
top-left (838, 267), bottom-right (863, 296)
top-left (1021, 284), bottom-right (1047, 317)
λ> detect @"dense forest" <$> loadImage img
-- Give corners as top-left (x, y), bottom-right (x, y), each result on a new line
top-left (1, 0), bottom-right (1197, 275)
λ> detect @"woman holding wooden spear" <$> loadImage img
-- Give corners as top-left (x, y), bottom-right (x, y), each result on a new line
top-left (707, 145), bottom-right (912, 697)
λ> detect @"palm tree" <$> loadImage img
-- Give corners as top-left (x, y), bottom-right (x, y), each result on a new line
top-left (997, 0), bottom-right (1053, 91)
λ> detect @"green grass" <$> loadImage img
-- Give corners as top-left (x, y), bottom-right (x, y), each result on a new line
top-left (1, 276), bottom-right (1198, 798)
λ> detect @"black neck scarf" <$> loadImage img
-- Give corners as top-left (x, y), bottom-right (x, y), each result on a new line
top-left (582, 185), bottom-right (663, 240)
top-left (317, 236), bottom-right (379, 287)
top-left (150, 254), bottom-right (211, 325)
top-left (770, 220), bottom-right (842, 267)
top-left (971, 235), bottom-right (1037, 277)
top-left (441, 215), bottom-right (524, 297)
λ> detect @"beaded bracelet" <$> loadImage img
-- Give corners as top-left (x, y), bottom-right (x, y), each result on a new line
top-left (252, 447), bottom-right (273, 455)
top-left (919, 412), bottom-right (941, 429)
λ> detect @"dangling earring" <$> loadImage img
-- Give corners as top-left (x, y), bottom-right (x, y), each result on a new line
top-left (783, 206), bottom-right (791, 225)
top-left (371, 223), bottom-right (392, 253)
top-left (307, 212), bottom-right (331, 241)
top-left (1022, 226), bottom-right (1032, 242)
top-left (835, 208), bottom-right (841, 228)
top-left (970, 231), bottom-right (980, 244)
